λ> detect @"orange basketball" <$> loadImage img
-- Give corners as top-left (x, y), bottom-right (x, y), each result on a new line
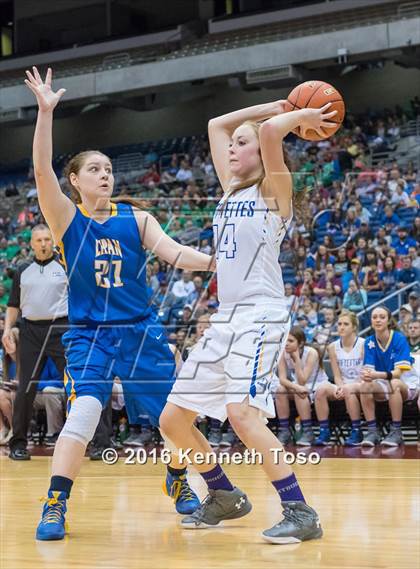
top-left (285, 80), bottom-right (345, 141)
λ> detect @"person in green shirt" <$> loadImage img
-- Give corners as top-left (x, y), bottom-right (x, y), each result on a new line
top-left (0, 284), bottom-right (9, 309)
top-left (6, 239), bottom-right (20, 261)
top-left (407, 320), bottom-right (420, 354)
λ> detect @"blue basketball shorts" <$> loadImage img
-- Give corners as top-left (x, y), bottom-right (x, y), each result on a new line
top-left (61, 313), bottom-right (175, 427)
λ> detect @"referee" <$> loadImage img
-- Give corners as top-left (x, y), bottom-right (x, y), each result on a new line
top-left (2, 224), bottom-right (68, 460)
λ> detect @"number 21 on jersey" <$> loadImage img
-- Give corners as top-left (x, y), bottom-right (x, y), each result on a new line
top-left (213, 223), bottom-right (237, 259)
top-left (95, 259), bottom-right (123, 288)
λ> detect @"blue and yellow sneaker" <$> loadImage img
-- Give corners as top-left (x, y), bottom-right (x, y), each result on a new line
top-left (314, 429), bottom-right (332, 446)
top-left (163, 472), bottom-right (200, 515)
top-left (344, 429), bottom-right (363, 446)
top-left (36, 490), bottom-right (68, 541)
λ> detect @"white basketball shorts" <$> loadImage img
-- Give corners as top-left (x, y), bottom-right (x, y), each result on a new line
top-left (168, 301), bottom-right (290, 422)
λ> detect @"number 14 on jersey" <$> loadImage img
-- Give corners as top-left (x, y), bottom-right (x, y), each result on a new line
top-left (212, 223), bottom-right (237, 259)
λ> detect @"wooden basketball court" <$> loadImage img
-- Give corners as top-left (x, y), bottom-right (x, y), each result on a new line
top-left (1, 455), bottom-right (418, 569)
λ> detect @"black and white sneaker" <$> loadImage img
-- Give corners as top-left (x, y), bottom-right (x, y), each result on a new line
top-left (43, 433), bottom-right (59, 447)
top-left (181, 487), bottom-right (252, 529)
top-left (262, 501), bottom-right (323, 544)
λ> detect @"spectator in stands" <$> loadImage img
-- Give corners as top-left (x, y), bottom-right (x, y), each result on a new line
top-left (307, 245), bottom-right (335, 271)
top-left (392, 226), bottom-right (417, 256)
top-left (140, 163), bottom-right (160, 185)
top-left (186, 275), bottom-right (205, 309)
top-left (325, 209), bottom-right (342, 237)
top-left (164, 153), bottom-right (179, 178)
top-left (296, 269), bottom-right (315, 297)
top-left (354, 200), bottom-right (371, 225)
top-left (363, 256), bottom-right (383, 293)
top-left (175, 160), bottom-right (193, 184)
top-left (380, 205), bottom-right (400, 230)
top-left (397, 305), bottom-right (413, 336)
top-left (343, 280), bottom-right (367, 313)
top-left (284, 283), bottom-right (297, 314)
top-left (372, 227), bottom-right (391, 248)
top-left (195, 313), bottom-right (210, 340)
top-left (407, 291), bottom-right (420, 315)
top-left (360, 306), bottom-right (417, 447)
top-left (175, 328), bottom-right (188, 358)
top-left (199, 239), bottom-right (211, 255)
top-left (279, 240), bottom-right (295, 268)
top-left (313, 264), bottom-right (342, 299)
top-left (297, 299), bottom-right (318, 327)
top-left (322, 235), bottom-right (335, 251)
top-left (178, 220), bottom-right (201, 244)
top-left (390, 182), bottom-right (411, 208)
top-left (333, 248), bottom-right (349, 276)
top-left (355, 221), bottom-right (374, 244)
top-left (312, 307), bottom-right (338, 347)
top-left (153, 280), bottom-right (178, 323)
top-left (341, 257), bottom-right (364, 292)
top-left (175, 305), bottom-right (196, 335)
top-left (275, 327), bottom-right (329, 446)
top-left (379, 256), bottom-right (398, 293)
top-left (171, 271), bottom-right (195, 301)
top-left (151, 259), bottom-right (170, 284)
top-left (411, 215), bottom-right (420, 240)
top-left (293, 246), bottom-right (308, 272)
top-left (314, 310), bottom-right (365, 446)
top-left (147, 264), bottom-right (160, 294)
top-left (407, 320), bottom-right (420, 354)
top-left (387, 167), bottom-right (402, 194)
top-left (342, 209), bottom-right (361, 239)
top-left (354, 237), bottom-right (368, 264)
top-left (408, 246), bottom-right (420, 270)
top-left (319, 282), bottom-right (341, 312)
top-left (396, 256), bottom-right (418, 289)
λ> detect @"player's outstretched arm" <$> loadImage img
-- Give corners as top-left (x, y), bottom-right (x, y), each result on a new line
top-left (136, 211), bottom-right (215, 271)
top-left (208, 100), bottom-right (286, 192)
top-left (25, 67), bottom-right (75, 242)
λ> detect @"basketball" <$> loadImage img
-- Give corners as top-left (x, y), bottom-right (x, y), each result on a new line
top-left (285, 80), bottom-right (345, 141)
top-left (2, 2), bottom-right (418, 568)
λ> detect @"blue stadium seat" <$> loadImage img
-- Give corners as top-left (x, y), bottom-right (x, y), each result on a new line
top-left (384, 295), bottom-right (398, 313)
top-left (314, 211), bottom-right (331, 227)
top-left (367, 291), bottom-right (384, 304)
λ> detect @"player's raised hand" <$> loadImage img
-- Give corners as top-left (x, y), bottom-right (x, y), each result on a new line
top-left (299, 103), bottom-right (338, 138)
top-left (24, 67), bottom-right (66, 112)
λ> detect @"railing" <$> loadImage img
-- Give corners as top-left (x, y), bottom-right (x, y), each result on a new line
top-left (398, 0), bottom-right (420, 18)
top-left (400, 117), bottom-right (420, 137)
top-left (369, 122), bottom-right (420, 167)
top-left (102, 52), bottom-right (131, 69)
top-left (114, 152), bottom-right (144, 173)
top-left (358, 281), bottom-right (419, 336)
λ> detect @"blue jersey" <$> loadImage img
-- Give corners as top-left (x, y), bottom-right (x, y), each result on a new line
top-left (58, 202), bottom-right (151, 325)
top-left (363, 330), bottom-right (413, 373)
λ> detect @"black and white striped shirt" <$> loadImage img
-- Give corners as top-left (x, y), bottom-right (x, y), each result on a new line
top-left (8, 256), bottom-right (68, 321)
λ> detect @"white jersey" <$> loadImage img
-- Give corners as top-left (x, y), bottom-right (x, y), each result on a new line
top-left (284, 346), bottom-right (329, 390)
top-left (331, 337), bottom-right (364, 384)
top-left (213, 184), bottom-right (291, 305)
